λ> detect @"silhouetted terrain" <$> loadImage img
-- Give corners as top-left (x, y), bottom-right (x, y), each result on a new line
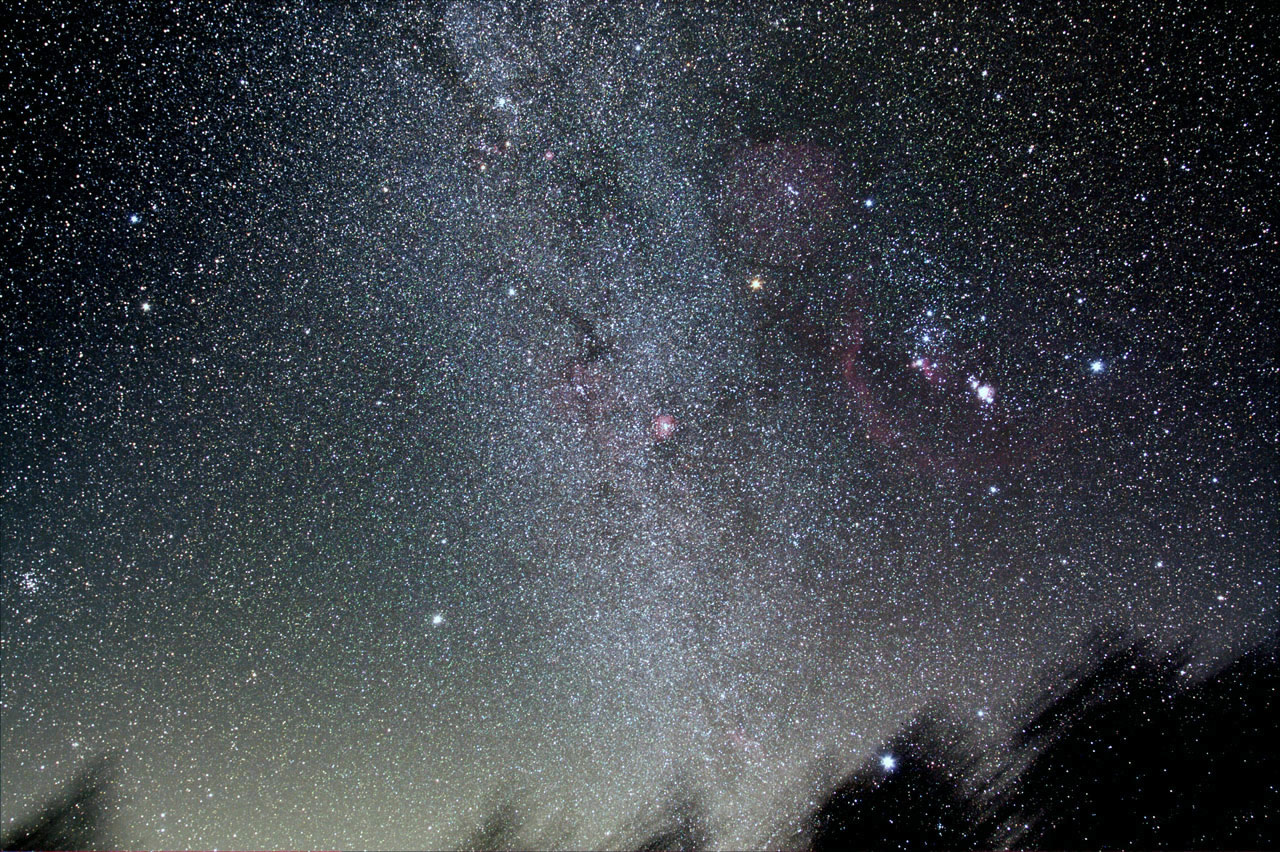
top-left (807, 714), bottom-right (987, 851)
top-left (1, 756), bottom-right (116, 852)
top-left (995, 632), bottom-right (1278, 849)
top-left (6, 632), bottom-right (1274, 850)
top-left (806, 630), bottom-right (1278, 851)
top-left (629, 789), bottom-right (711, 852)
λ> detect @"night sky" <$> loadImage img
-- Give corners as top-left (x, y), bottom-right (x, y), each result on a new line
top-left (3, 1), bottom-right (1275, 849)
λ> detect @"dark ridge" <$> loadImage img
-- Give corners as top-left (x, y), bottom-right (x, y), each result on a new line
top-left (1, 755), bottom-right (117, 852)
top-left (801, 629), bottom-right (1279, 851)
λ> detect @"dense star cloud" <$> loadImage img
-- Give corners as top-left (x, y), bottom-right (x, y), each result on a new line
top-left (2, 1), bottom-right (1275, 849)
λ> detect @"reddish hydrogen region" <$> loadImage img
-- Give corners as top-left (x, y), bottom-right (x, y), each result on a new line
top-left (651, 413), bottom-right (679, 441)
top-left (834, 292), bottom-right (1064, 479)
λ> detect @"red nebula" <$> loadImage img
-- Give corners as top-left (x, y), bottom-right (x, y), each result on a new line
top-left (651, 413), bottom-right (678, 441)
top-left (833, 284), bottom-right (1070, 480)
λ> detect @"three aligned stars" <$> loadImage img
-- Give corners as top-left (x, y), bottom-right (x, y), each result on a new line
top-left (742, 272), bottom-right (1108, 414)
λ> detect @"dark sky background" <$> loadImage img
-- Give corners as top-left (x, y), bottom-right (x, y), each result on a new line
top-left (3, 0), bottom-right (1275, 848)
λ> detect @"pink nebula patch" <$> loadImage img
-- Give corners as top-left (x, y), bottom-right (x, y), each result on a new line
top-left (651, 413), bottom-right (678, 441)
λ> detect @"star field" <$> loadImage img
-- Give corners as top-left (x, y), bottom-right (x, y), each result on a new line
top-left (3, 1), bottom-right (1275, 848)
